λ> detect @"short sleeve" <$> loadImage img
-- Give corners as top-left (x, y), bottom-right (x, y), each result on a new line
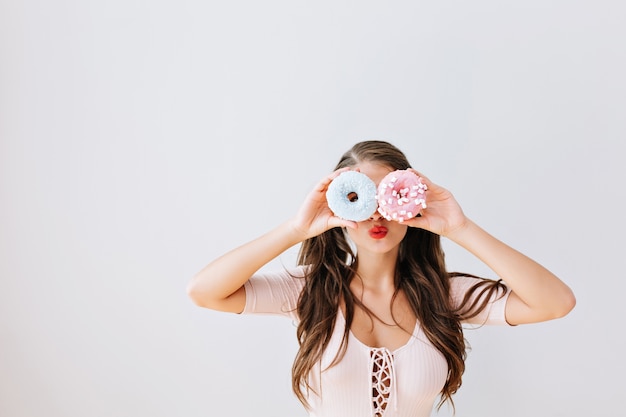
top-left (242, 266), bottom-right (307, 321)
top-left (450, 276), bottom-right (512, 326)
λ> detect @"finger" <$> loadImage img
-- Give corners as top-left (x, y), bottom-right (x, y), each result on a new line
top-left (408, 169), bottom-right (438, 192)
top-left (315, 167), bottom-right (351, 192)
top-left (333, 166), bottom-right (353, 177)
top-left (403, 216), bottom-right (423, 227)
top-left (408, 168), bottom-right (431, 183)
top-left (403, 214), bottom-right (430, 231)
top-left (329, 217), bottom-right (358, 230)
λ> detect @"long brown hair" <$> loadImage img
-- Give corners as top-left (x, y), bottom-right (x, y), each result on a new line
top-left (292, 140), bottom-right (506, 410)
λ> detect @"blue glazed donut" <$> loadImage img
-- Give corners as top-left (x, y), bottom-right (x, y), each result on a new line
top-left (326, 171), bottom-right (378, 221)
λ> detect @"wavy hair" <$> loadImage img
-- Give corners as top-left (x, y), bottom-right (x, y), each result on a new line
top-left (292, 140), bottom-right (506, 411)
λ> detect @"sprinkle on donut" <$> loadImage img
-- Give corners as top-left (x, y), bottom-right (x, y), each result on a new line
top-left (376, 170), bottom-right (427, 222)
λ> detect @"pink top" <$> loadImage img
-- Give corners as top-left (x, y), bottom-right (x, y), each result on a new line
top-left (243, 266), bottom-right (511, 417)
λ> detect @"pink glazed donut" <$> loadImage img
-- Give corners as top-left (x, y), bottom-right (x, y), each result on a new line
top-left (376, 170), bottom-right (428, 222)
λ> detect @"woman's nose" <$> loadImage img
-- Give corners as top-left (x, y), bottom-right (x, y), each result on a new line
top-left (369, 209), bottom-right (383, 221)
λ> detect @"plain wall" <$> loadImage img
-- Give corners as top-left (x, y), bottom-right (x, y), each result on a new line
top-left (1, 1), bottom-right (624, 416)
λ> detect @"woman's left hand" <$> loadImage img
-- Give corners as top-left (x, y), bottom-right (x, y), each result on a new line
top-left (405, 170), bottom-right (576, 325)
top-left (402, 169), bottom-right (469, 237)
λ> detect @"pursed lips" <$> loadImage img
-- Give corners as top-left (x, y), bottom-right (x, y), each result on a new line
top-left (368, 225), bottom-right (388, 239)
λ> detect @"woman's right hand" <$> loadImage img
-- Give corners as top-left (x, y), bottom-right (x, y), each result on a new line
top-left (290, 167), bottom-right (359, 239)
top-left (189, 168), bottom-right (357, 313)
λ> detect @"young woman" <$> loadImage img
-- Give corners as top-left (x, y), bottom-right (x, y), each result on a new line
top-left (187, 140), bottom-right (575, 417)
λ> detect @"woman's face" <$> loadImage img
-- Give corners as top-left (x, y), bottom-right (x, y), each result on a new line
top-left (344, 161), bottom-right (408, 255)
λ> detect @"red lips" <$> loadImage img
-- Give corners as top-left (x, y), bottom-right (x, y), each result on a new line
top-left (368, 225), bottom-right (388, 239)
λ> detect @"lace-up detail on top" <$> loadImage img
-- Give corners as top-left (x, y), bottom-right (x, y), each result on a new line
top-left (370, 347), bottom-right (397, 417)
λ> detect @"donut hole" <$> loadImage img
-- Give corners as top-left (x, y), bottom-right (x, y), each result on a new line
top-left (347, 192), bottom-right (359, 202)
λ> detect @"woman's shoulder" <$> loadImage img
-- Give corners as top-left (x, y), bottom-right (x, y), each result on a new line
top-left (448, 273), bottom-right (493, 293)
top-left (242, 265), bottom-right (309, 317)
top-left (251, 264), bottom-right (309, 285)
top-left (448, 273), bottom-right (511, 326)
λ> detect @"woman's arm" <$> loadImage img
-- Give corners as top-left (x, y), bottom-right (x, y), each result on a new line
top-left (187, 222), bottom-right (305, 313)
top-left (406, 170), bottom-right (576, 325)
top-left (447, 220), bottom-right (576, 325)
top-left (187, 168), bottom-right (357, 313)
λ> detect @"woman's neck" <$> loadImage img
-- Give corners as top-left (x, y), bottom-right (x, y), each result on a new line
top-left (353, 252), bottom-right (398, 293)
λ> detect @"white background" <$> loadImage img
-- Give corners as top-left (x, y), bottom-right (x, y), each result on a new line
top-left (1, 1), bottom-right (624, 416)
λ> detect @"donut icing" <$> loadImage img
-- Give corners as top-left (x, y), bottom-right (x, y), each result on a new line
top-left (326, 171), bottom-right (378, 221)
top-left (376, 170), bottom-right (427, 222)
